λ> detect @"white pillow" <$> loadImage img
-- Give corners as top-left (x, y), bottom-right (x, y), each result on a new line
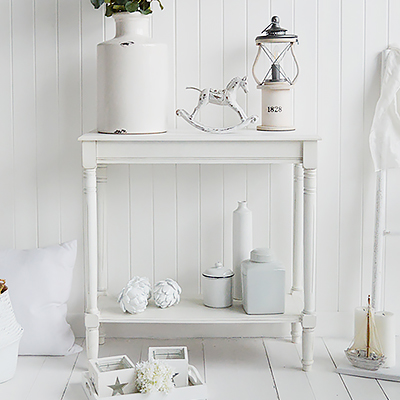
top-left (0, 241), bottom-right (82, 356)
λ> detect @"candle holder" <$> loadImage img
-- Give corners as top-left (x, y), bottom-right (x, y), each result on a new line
top-left (252, 16), bottom-right (299, 131)
top-left (88, 355), bottom-right (136, 397)
top-left (148, 346), bottom-right (189, 387)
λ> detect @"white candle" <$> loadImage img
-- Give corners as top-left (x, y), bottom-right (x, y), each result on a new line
top-left (375, 311), bottom-right (396, 368)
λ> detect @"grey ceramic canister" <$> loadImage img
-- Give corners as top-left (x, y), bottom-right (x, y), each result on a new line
top-left (241, 248), bottom-right (285, 315)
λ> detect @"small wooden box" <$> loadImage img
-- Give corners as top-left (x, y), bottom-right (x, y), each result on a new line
top-left (148, 346), bottom-right (189, 387)
top-left (88, 355), bottom-right (136, 397)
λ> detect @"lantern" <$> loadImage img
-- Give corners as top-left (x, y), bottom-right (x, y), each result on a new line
top-left (252, 16), bottom-right (299, 131)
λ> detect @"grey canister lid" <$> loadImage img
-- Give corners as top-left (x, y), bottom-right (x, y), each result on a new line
top-left (250, 248), bottom-right (275, 263)
top-left (202, 262), bottom-right (234, 279)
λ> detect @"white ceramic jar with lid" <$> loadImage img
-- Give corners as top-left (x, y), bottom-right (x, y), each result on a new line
top-left (202, 262), bottom-right (234, 308)
top-left (241, 248), bottom-right (285, 314)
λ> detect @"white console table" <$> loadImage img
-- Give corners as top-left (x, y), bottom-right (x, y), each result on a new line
top-left (79, 129), bottom-right (319, 371)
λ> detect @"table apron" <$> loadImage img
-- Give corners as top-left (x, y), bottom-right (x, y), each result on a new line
top-left (94, 141), bottom-right (304, 165)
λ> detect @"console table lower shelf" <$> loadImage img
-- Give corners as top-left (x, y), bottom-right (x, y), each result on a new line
top-left (96, 292), bottom-right (303, 325)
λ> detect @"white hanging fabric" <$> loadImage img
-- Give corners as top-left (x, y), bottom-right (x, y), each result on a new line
top-left (370, 47), bottom-right (400, 171)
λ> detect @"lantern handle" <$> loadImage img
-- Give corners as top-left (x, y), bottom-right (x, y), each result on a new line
top-left (291, 42), bottom-right (300, 84)
top-left (252, 45), bottom-right (263, 86)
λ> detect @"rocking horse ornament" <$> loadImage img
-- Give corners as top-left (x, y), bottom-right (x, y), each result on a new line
top-left (176, 76), bottom-right (258, 133)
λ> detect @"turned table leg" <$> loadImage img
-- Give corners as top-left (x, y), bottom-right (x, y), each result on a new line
top-left (291, 164), bottom-right (304, 344)
top-left (97, 166), bottom-right (108, 346)
top-left (84, 167), bottom-right (100, 360)
top-left (301, 168), bottom-right (317, 371)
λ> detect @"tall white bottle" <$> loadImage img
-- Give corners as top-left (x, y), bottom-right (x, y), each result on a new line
top-left (232, 201), bottom-right (252, 300)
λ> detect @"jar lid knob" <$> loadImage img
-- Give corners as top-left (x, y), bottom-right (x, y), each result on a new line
top-left (202, 262), bottom-right (234, 278)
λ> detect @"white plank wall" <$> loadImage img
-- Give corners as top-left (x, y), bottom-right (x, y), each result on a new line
top-left (1, 0), bottom-right (400, 336)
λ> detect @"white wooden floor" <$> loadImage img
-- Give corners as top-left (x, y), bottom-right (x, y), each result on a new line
top-left (2, 336), bottom-right (400, 400)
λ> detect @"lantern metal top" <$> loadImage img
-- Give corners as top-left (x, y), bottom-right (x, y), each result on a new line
top-left (256, 16), bottom-right (298, 43)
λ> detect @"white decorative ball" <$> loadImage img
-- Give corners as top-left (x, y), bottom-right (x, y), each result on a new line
top-left (153, 279), bottom-right (182, 309)
top-left (126, 276), bottom-right (152, 300)
top-left (118, 276), bottom-right (152, 314)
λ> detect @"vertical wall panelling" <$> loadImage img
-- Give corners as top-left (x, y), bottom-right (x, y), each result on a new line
top-left (246, 0), bottom-right (270, 123)
top-left (150, 3), bottom-right (178, 285)
top-left (389, 0), bottom-right (400, 48)
top-left (0, 0), bottom-right (14, 248)
top-left (339, 0), bottom-right (365, 311)
top-left (361, 0), bottom-right (389, 307)
top-left (176, 165), bottom-right (200, 296)
top-left (385, 0), bottom-right (400, 318)
top-left (152, 1), bottom-right (176, 129)
top-left (107, 165), bottom-right (131, 296)
top-left (246, 1), bottom-right (271, 254)
top-left (316, 0), bottom-right (341, 312)
top-left (222, 0), bottom-right (248, 271)
top-left (129, 166), bottom-right (154, 284)
top-left (174, 0), bottom-right (201, 293)
top-left (247, 0), bottom-right (275, 272)
top-left (153, 165), bottom-right (177, 283)
top-left (58, 0), bottom-right (85, 315)
top-left (222, 0), bottom-right (247, 128)
top-left (293, 0), bottom-right (318, 133)
top-left (223, 165), bottom-right (247, 271)
top-left (200, 165), bottom-right (224, 279)
top-left (269, 0), bottom-right (296, 289)
top-left (198, 0), bottom-right (224, 282)
top-left (81, 1), bottom-right (103, 134)
top-left (82, 4), bottom-right (106, 298)
top-left (247, 165), bottom-right (270, 249)
top-left (35, 0), bottom-right (60, 247)
top-left (199, 0), bottom-right (224, 127)
top-left (175, 0), bottom-right (199, 130)
top-left (104, 10), bottom-right (115, 41)
top-left (12, 0), bottom-right (37, 249)
top-left (58, 0), bottom-right (83, 241)
top-left (98, 10), bottom-right (129, 297)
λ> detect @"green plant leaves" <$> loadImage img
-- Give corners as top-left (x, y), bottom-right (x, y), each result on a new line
top-left (105, 4), bottom-right (114, 16)
top-left (125, 1), bottom-right (139, 12)
top-left (91, 0), bottom-right (164, 16)
top-left (90, 0), bottom-right (105, 9)
top-left (139, 0), bottom-right (151, 14)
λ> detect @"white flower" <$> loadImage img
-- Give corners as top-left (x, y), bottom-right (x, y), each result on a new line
top-left (135, 360), bottom-right (175, 394)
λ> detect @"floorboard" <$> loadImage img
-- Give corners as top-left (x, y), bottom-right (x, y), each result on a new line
top-left (203, 338), bottom-right (277, 400)
top-left (264, 338), bottom-right (315, 400)
top-left (2, 336), bottom-right (400, 400)
top-left (26, 349), bottom-right (82, 400)
top-left (1, 356), bottom-right (47, 400)
top-left (304, 338), bottom-right (351, 400)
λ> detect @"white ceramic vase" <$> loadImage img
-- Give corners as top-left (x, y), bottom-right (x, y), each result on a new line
top-left (232, 201), bottom-right (253, 300)
top-left (0, 287), bottom-right (23, 383)
top-left (97, 12), bottom-right (168, 134)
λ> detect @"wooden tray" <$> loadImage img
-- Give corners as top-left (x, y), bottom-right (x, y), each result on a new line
top-left (82, 365), bottom-right (207, 400)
